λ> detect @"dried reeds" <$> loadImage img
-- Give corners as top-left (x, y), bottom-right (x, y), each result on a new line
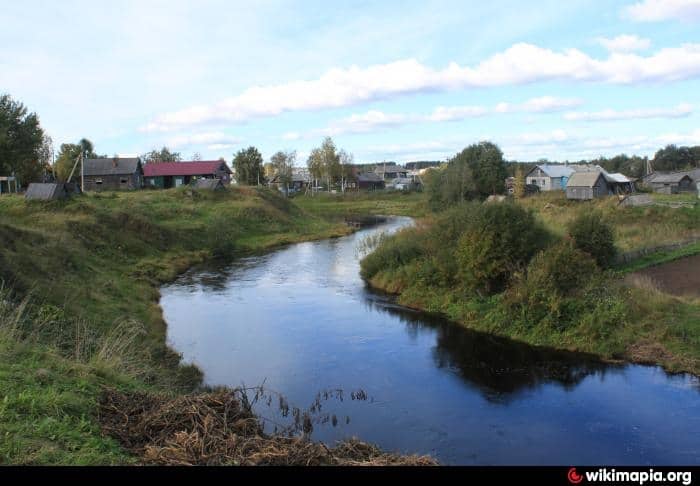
top-left (98, 388), bottom-right (437, 466)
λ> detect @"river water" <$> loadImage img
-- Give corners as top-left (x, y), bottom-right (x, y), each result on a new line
top-left (162, 217), bottom-right (700, 465)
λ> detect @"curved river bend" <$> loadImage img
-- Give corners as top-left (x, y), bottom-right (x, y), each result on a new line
top-left (162, 217), bottom-right (699, 465)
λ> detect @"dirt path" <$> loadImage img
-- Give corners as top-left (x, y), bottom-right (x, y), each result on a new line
top-left (635, 254), bottom-right (700, 298)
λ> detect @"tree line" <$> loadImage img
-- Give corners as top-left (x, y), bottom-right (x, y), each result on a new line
top-left (2, 92), bottom-right (699, 188)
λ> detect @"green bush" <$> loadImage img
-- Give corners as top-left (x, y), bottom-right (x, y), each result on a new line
top-left (567, 211), bottom-right (617, 268)
top-left (359, 227), bottom-right (425, 280)
top-left (525, 240), bottom-right (599, 297)
top-left (455, 202), bottom-right (550, 295)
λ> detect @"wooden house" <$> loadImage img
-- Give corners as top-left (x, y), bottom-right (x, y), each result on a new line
top-left (82, 157), bottom-right (143, 191)
top-left (143, 161), bottom-right (232, 189)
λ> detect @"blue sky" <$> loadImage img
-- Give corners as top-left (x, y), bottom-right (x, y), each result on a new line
top-left (2, 0), bottom-right (700, 163)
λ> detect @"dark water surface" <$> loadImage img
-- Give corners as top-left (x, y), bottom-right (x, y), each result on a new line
top-left (162, 217), bottom-right (700, 465)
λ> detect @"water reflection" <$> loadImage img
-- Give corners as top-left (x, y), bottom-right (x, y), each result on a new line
top-left (364, 294), bottom-right (617, 401)
top-left (162, 217), bottom-right (700, 465)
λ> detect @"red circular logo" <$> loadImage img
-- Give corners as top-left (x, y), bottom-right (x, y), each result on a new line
top-left (568, 467), bottom-right (584, 484)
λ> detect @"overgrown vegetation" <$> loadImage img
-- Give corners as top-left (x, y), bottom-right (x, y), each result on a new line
top-left (361, 197), bottom-right (700, 374)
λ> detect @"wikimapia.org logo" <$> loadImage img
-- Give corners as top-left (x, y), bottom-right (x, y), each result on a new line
top-left (567, 467), bottom-right (693, 485)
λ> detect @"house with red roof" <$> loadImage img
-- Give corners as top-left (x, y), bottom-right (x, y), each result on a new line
top-left (143, 160), bottom-right (232, 189)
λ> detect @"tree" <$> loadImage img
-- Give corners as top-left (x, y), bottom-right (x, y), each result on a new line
top-left (270, 150), bottom-right (295, 195)
top-left (191, 152), bottom-right (202, 161)
top-left (653, 145), bottom-right (696, 172)
top-left (0, 94), bottom-right (46, 184)
top-left (54, 138), bottom-right (98, 181)
top-left (513, 166), bottom-right (526, 199)
top-left (233, 146), bottom-right (264, 185)
top-left (455, 202), bottom-right (549, 295)
top-left (338, 149), bottom-right (354, 192)
top-left (567, 211), bottom-right (616, 269)
top-left (464, 141), bottom-right (508, 197)
top-left (307, 137), bottom-right (340, 192)
top-left (143, 147), bottom-right (181, 163)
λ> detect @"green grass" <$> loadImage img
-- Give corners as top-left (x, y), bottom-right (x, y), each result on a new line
top-left (519, 191), bottom-right (700, 252)
top-left (0, 186), bottom-right (353, 464)
top-left (616, 241), bottom-right (700, 273)
top-left (294, 191), bottom-right (428, 220)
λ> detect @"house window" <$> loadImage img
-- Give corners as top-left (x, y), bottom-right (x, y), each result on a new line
top-left (120, 178), bottom-right (128, 184)
top-left (95, 178), bottom-right (103, 185)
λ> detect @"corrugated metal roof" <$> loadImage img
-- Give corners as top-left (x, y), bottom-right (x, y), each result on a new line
top-left (83, 158), bottom-right (141, 176)
top-left (566, 171), bottom-right (605, 188)
top-left (605, 173), bottom-right (633, 183)
top-left (25, 183), bottom-right (66, 200)
top-left (193, 178), bottom-right (224, 190)
top-left (532, 164), bottom-right (576, 178)
top-left (143, 161), bottom-right (230, 177)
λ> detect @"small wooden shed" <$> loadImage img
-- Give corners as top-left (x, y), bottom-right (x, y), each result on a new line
top-left (25, 183), bottom-right (68, 200)
top-left (192, 178), bottom-right (225, 190)
top-left (566, 172), bottom-right (610, 200)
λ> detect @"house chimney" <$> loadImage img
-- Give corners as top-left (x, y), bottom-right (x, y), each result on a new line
top-left (112, 157), bottom-right (118, 168)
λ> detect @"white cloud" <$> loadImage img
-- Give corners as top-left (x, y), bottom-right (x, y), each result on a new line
top-left (167, 132), bottom-right (241, 149)
top-left (143, 42), bottom-right (700, 131)
top-left (625, 0), bottom-right (700, 22)
top-left (427, 106), bottom-right (489, 121)
top-left (306, 97), bottom-right (583, 137)
top-left (596, 34), bottom-right (651, 52)
top-left (495, 97), bottom-right (582, 114)
top-left (656, 128), bottom-right (700, 144)
top-left (564, 103), bottom-right (692, 121)
top-left (282, 132), bottom-right (302, 141)
top-left (511, 129), bottom-right (571, 145)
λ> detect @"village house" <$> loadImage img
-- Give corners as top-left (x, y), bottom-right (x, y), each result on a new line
top-left (374, 163), bottom-right (408, 180)
top-left (644, 169), bottom-right (699, 194)
top-left (269, 168), bottom-right (311, 194)
top-left (565, 171), bottom-right (610, 200)
top-left (525, 164), bottom-right (576, 191)
top-left (82, 157), bottom-right (143, 191)
top-left (357, 172), bottom-right (385, 190)
top-left (143, 160), bottom-right (232, 189)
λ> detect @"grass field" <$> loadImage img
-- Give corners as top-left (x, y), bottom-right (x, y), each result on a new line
top-left (0, 186), bottom-right (356, 464)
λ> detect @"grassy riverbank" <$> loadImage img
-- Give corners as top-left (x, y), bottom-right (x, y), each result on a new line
top-left (0, 187), bottom-right (363, 464)
top-left (361, 195), bottom-right (700, 375)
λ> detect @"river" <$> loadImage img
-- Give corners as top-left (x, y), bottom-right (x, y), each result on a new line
top-left (162, 217), bottom-right (700, 465)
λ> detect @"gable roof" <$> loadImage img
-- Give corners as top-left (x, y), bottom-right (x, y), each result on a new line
top-left (143, 161), bottom-right (231, 177)
top-left (528, 164), bottom-right (576, 179)
top-left (650, 173), bottom-right (693, 184)
top-left (83, 158), bottom-right (141, 176)
top-left (358, 172), bottom-right (384, 182)
top-left (566, 171), bottom-right (606, 188)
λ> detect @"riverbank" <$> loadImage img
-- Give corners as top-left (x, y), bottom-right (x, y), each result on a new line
top-left (0, 187), bottom-right (414, 464)
top-left (360, 196), bottom-right (700, 376)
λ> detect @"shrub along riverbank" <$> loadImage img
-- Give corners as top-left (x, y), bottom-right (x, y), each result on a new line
top-left (361, 198), bottom-right (700, 376)
top-left (1, 187), bottom-right (411, 464)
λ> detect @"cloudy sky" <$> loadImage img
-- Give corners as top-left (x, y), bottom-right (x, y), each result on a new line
top-left (2, 0), bottom-right (700, 163)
